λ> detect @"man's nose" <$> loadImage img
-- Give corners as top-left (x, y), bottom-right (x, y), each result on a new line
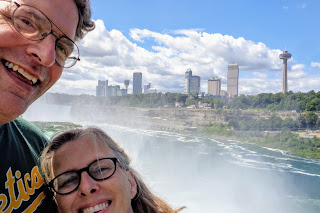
top-left (78, 172), bottom-right (99, 196)
top-left (26, 35), bottom-right (56, 67)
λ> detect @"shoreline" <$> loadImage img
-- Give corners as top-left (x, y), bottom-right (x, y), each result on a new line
top-left (31, 104), bottom-right (320, 159)
top-left (31, 120), bottom-right (295, 158)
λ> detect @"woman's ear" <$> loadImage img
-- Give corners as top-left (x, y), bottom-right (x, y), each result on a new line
top-left (128, 170), bottom-right (137, 199)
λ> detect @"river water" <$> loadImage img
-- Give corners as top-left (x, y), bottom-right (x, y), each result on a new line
top-left (24, 103), bottom-right (320, 213)
top-left (90, 123), bottom-right (320, 213)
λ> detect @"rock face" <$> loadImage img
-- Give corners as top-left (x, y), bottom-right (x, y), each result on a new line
top-left (70, 105), bottom-right (300, 132)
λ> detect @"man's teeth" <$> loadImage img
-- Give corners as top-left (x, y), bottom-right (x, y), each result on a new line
top-left (82, 202), bottom-right (109, 213)
top-left (5, 61), bottom-right (38, 84)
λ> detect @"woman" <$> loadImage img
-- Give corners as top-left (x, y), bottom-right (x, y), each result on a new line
top-left (40, 127), bottom-right (184, 213)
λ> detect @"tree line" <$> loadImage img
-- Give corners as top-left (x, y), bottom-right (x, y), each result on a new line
top-left (227, 112), bottom-right (320, 131)
top-left (44, 90), bottom-right (320, 112)
top-left (42, 91), bottom-right (320, 158)
top-left (42, 90), bottom-right (320, 132)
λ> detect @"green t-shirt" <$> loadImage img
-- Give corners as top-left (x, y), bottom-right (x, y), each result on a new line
top-left (0, 117), bottom-right (51, 213)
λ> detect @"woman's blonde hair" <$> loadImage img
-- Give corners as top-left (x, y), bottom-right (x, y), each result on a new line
top-left (40, 127), bottom-right (185, 213)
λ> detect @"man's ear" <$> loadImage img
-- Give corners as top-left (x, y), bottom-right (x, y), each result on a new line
top-left (128, 170), bottom-right (137, 199)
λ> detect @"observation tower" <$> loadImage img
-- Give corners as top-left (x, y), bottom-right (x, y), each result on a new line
top-left (279, 50), bottom-right (292, 93)
top-left (124, 80), bottom-right (130, 93)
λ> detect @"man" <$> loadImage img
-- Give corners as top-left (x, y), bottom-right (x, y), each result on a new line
top-left (0, 0), bottom-right (95, 212)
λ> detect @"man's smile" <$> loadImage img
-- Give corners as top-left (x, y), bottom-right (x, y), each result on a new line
top-left (1, 59), bottom-right (39, 86)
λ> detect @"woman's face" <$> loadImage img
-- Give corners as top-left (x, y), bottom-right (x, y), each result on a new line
top-left (50, 136), bottom-right (137, 213)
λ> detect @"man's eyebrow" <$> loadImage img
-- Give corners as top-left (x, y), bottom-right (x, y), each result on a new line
top-left (1, 2), bottom-right (13, 18)
top-left (23, 10), bottom-right (48, 29)
top-left (25, 10), bottom-right (46, 22)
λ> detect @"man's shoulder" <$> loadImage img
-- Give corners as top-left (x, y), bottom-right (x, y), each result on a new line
top-left (12, 117), bottom-right (47, 138)
top-left (5, 117), bottom-right (49, 148)
top-left (0, 118), bottom-right (50, 213)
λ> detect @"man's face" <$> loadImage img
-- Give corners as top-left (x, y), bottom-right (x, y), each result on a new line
top-left (0, 0), bottom-right (79, 124)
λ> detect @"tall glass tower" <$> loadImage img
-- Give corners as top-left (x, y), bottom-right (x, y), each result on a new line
top-left (133, 72), bottom-right (142, 94)
top-left (227, 63), bottom-right (239, 97)
top-left (184, 68), bottom-right (200, 94)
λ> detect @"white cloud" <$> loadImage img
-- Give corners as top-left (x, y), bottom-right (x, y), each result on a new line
top-left (311, 62), bottom-right (320, 69)
top-left (292, 64), bottom-right (305, 71)
top-left (49, 19), bottom-right (316, 96)
top-left (239, 78), bottom-right (281, 95)
top-left (289, 71), bottom-right (305, 79)
top-left (289, 64), bottom-right (306, 79)
top-left (297, 3), bottom-right (307, 9)
top-left (252, 72), bottom-right (268, 79)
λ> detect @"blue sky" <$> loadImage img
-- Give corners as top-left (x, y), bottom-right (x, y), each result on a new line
top-left (50, 0), bottom-right (320, 95)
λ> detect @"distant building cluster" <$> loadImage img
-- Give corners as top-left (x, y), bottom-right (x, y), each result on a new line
top-left (182, 49), bottom-right (291, 97)
top-left (96, 72), bottom-right (157, 97)
top-left (96, 80), bottom-right (127, 97)
top-left (132, 72), bottom-right (157, 94)
top-left (184, 64), bottom-right (239, 98)
top-left (144, 83), bottom-right (157, 94)
top-left (97, 49), bottom-right (291, 97)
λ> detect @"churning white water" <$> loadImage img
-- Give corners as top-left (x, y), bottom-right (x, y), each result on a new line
top-left (90, 123), bottom-right (320, 213)
top-left (24, 103), bottom-right (320, 213)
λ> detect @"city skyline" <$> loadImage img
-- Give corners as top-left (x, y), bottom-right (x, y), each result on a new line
top-left (96, 65), bottom-right (240, 96)
top-left (96, 74), bottom-right (158, 96)
top-left (47, 1), bottom-right (320, 96)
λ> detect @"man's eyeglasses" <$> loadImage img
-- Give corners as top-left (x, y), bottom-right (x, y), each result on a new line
top-left (49, 158), bottom-right (118, 195)
top-left (2, 0), bottom-right (80, 68)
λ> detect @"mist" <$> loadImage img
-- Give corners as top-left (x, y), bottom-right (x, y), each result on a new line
top-left (100, 124), bottom-right (308, 213)
top-left (23, 102), bottom-right (72, 122)
top-left (23, 100), bottom-right (320, 213)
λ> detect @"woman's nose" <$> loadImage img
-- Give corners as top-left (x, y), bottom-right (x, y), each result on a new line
top-left (78, 172), bottom-right (99, 196)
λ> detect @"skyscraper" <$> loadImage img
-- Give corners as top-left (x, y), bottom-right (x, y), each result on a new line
top-left (208, 77), bottom-right (221, 95)
top-left (133, 72), bottom-right (142, 94)
top-left (96, 80), bottom-right (108, 96)
top-left (144, 83), bottom-right (151, 94)
top-left (184, 69), bottom-right (192, 94)
top-left (227, 63), bottom-right (239, 97)
top-left (190, 76), bottom-right (200, 94)
top-left (279, 50), bottom-right (292, 93)
top-left (108, 85), bottom-right (120, 96)
top-left (184, 68), bottom-right (200, 94)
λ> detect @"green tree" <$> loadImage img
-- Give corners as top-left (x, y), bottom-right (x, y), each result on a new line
top-left (305, 112), bottom-right (319, 129)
